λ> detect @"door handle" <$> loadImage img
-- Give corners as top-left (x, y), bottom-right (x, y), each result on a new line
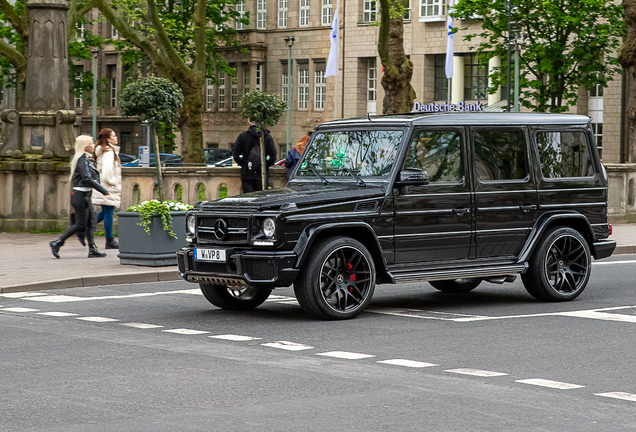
top-left (452, 208), bottom-right (470, 216)
top-left (519, 204), bottom-right (536, 212)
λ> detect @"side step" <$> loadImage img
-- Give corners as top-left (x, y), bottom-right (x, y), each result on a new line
top-left (389, 264), bottom-right (527, 284)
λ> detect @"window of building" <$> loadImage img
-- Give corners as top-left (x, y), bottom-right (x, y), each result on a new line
top-left (218, 71), bottom-right (226, 109)
top-left (537, 131), bottom-right (594, 178)
top-left (419, 0), bottom-right (444, 21)
top-left (231, 77), bottom-right (238, 110)
top-left (74, 73), bottom-right (83, 109)
top-left (367, 57), bottom-right (377, 115)
top-left (314, 67), bottom-right (326, 110)
top-left (278, 0), bottom-right (288, 27)
top-left (298, 65), bottom-right (309, 110)
top-left (243, 66), bottom-right (250, 95)
top-left (405, 130), bottom-right (462, 182)
top-left (322, 0), bottom-right (333, 25)
top-left (107, 65), bottom-right (117, 108)
top-left (236, 0), bottom-right (245, 30)
top-left (255, 64), bottom-right (263, 91)
top-left (206, 78), bottom-right (215, 111)
top-left (591, 123), bottom-right (603, 159)
top-left (434, 54), bottom-right (449, 101)
top-left (463, 54), bottom-right (488, 100)
top-left (589, 83), bottom-right (604, 159)
top-left (300, 0), bottom-right (310, 26)
top-left (404, 0), bottom-right (411, 20)
top-left (109, 23), bottom-right (118, 39)
top-left (473, 129), bottom-right (527, 181)
top-left (363, 0), bottom-right (377, 22)
top-left (282, 71), bottom-right (290, 105)
top-left (257, 0), bottom-right (267, 29)
top-left (76, 21), bottom-right (85, 40)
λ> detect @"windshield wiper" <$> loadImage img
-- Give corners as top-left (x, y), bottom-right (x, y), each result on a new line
top-left (342, 168), bottom-right (366, 187)
top-left (309, 167), bottom-right (329, 185)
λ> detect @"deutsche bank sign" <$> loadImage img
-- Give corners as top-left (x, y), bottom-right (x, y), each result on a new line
top-left (412, 101), bottom-right (483, 113)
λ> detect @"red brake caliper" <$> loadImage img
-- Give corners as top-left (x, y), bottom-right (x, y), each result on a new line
top-left (347, 262), bottom-right (356, 292)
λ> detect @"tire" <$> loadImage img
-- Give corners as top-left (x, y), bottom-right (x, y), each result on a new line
top-left (294, 236), bottom-right (376, 320)
top-left (429, 278), bottom-right (482, 293)
top-left (199, 283), bottom-right (271, 310)
top-left (521, 226), bottom-right (591, 302)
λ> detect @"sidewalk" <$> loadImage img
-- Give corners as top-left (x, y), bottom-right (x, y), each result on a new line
top-left (1, 225), bottom-right (635, 294)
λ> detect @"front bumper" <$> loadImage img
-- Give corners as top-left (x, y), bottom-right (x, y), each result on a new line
top-left (176, 247), bottom-right (299, 288)
top-left (591, 239), bottom-right (616, 260)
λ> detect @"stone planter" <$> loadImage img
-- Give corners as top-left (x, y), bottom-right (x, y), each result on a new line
top-left (117, 211), bottom-right (187, 266)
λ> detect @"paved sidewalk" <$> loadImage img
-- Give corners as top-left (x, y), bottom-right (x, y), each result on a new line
top-left (1, 225), bottom-right (635, 294)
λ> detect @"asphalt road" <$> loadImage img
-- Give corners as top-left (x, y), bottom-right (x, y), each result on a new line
top-left (2, 254), bottom-right (636, 431)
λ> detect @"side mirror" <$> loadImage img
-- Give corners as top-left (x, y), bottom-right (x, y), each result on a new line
top-left (395, 168), bottom-right (429, 187)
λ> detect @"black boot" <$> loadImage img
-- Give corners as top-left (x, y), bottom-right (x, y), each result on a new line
top-left (105, 238), bottom-right (119, 249)
top-left (77, 232), bottom-right (86, 247)
top-left (88, 243), bottom-right (107, 258)
top-left (49, 239), bottom-right (64, 259)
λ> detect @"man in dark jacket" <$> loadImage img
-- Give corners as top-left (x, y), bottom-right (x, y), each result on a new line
top-left (233, 120), bottom-right (277, 193)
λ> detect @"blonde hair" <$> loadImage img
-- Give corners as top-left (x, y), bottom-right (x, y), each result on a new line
top-left (69, 135), bottom-right (94, 181)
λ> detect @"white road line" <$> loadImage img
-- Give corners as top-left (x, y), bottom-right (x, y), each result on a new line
top-left (211, 334), bottom-right (262, 341)
top-left (593, 260), bottom-right (636, 266)
top-left (378, 359), bottom-right (437, 368)
top-left (1, 307), bottom-right (40, 313)
top-left (22, 289), bottom-right (202, 303)
top-left (596, 392), bottom-right (636, 402)
top-left (76, 317), bottom-right (119, 323)
top-left (445, 368), bottom-right (508, 377)
top-left (516, 379), bottom-right (584, 390)
top-left (0, 292), bottom-right (48, 298)
top-left (37, 312), bottom-right (79, 317)
top-left (317, 351), bottom-right (375, 360)
top-left (120, 323), bottom-right (164, 329)
top-left (556, 310), bottom-right (636, 323)
top-left (265, 295), bottom-right (297, 303)
top-left (162, 329), bottom-right (209, 335)
top-left (261, 341), bottom-right (314, 351)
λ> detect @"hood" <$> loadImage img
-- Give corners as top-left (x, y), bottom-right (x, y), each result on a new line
top-left (199, 183), bottom-right (387, 212)
top-left (248, 125), bottom-right (270, 139)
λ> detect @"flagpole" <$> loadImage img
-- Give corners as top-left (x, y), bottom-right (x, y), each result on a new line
top-left (334, 75), bottom-right (338, 120)
top-left (325, 0), bottom-right (340, 120)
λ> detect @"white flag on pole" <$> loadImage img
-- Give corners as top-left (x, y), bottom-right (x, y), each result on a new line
top-left (325, 0), bottom-right (340, 77)
top-left (445, 0), bottom-right (454, 79)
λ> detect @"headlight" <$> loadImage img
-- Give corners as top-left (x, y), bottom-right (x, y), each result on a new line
top-left (187, 215), bottom-right (196, 234)
top-left (263, 217), bottom-right (276, 238)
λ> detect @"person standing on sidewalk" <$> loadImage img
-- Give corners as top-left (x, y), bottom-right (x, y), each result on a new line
top-left (50, 135), bottom-right (110, 259)
top-left (232, 119), bottom-right (277, 193)
top-left (91, 128), bottom-right (122, 250)
top-left (284, 131), bottom-right (311, 181)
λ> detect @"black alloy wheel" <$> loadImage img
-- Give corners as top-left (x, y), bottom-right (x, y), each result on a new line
top-left (522, 226), bottom-right (591, 302)
top-left (429, 278), bottom-right (482, 293)
top-left (294, 237), bottom-right (376, 320)
top-left (199, 283), bottom-right (271, 310)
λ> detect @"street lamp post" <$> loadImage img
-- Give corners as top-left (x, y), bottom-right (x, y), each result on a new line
top-left (90, 48), bottom-right (99, 141)
top-left (284, 36), bottom-right (295, 153)
top-left (507, 0), bottom-right (511, 113)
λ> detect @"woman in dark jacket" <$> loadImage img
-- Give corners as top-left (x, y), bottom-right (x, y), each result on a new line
top-left (50, 135), bottom-right (110, 259)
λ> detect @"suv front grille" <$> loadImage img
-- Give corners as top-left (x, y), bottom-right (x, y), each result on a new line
top-left (197, 216), bottom-right (249, 244)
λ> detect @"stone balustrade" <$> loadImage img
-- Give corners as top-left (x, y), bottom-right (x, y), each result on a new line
top-left (605, 164), bottom-right (636, 223)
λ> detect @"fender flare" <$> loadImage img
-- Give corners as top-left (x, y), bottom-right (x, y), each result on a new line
top-left (517, 212), bottom-right (595, 263)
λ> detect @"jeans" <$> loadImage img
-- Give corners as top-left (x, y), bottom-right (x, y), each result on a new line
top-left (97, 205), bottom-right (115, 238)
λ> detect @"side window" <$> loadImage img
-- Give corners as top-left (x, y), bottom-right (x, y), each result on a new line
top-left (404, 130), bottom-right (462, 182)
top-left (473, 129), bottom-right (527, 181)
top-left (536, 131), bottom-right (595, 178)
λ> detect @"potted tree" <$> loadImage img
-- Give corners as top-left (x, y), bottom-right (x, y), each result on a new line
top-left (117, 76), bottom-right (188, 266)
top-left (239, 90), bottom-right (287, 190)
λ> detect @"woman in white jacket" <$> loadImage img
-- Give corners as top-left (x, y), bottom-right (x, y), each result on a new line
top-left (92, 128), bottom-right (122, 249)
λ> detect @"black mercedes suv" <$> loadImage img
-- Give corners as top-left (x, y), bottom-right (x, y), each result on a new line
top-left (177, 112), bottom-right (616, 320)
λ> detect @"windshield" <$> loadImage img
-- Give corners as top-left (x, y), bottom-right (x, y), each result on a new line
top-left (296, 129), bottom-right (404, 179)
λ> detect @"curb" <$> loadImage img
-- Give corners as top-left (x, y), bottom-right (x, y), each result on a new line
top-left (0, 269), bottom-right (180, 294)
top-left (614, 245), bottom-right (636, 255)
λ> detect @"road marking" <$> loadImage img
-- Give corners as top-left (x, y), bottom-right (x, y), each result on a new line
top-left (265, 295), bottom-right (297, 303)
top-left (211, 334), bottom-right (262, 341)
top-left (76, 316), bottom-right (119, 322)
top-left (317, 351), bottom-right (375, 360)
top-left (366, 308), bottom-right (489, 321)
top-left (37, 312), bottom-right (78, 317)
top-left (0, 292), bottom-right (48, 298)
top-left (120, 323), bottom-right (164, 329)
top-left (593, 260), bottom-right (636, 266)
top-left (163, 328), bottom-right (209, 335)
top-left (516, 379), bottom-right (584, 389)
top-left (261, 341), bottom-right (313, 351)
top-left (1, 307), bottom-right (40, 312)
top-left (445, 368), bottom-right (508, 377)
top-left (557, 310), bottom-right (636, 323)
top-left (378, 359), bottom-right (437, 368)
top-left (21, 289), bottom-right (203, 303)
top-left (596, 392), bottom-right (636, 402)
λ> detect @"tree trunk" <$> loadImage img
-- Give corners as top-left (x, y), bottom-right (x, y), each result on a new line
top-left (619, 0), bottom-right (636, 162)
top-left (178, 81), bottom-right (205, 164)
top-left (378, 0), bottom-right (416, 115)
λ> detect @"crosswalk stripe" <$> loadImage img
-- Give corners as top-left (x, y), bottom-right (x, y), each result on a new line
top-left (317, 351), bottom-right (375, 360)
top-left (596, 392), bottom-right (636, 402)
top-left (76, 317), bottom-right (119, 322)
top-left (163, 328), bottom-right (209, 335)
top-left (445, 368), bottom-right (507, 377)
top-left (37, 312), bottom-right (79, 317)
top-left (211, 334), bottom-right (261, 341)
top-left (1, 307), bottom-right (39, 312)
top-left (378, 359), bottom-right (437, 368)
top-left (261, 341), bottom-right (313, 351)
top-left (516, 379), bottom-right (584, 389)
top-left (120, 323), bottom-right (164, 329)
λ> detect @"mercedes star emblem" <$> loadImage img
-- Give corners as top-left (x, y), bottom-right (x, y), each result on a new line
top-left (214, 218), bottom-right (228, 240)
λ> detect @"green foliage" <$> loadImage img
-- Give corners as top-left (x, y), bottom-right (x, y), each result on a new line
top-left (239, 90), bottom-right (287, 130)
top-left (119, 76), bottom-right (184, 125)
top-left (158, 121), bottom-right (178, 153)
top-left (126, 199), bottom-right (193, 238)
top-left (219, 185), bottom-right (228, 199)
top-left (198, 184), bottom-right (206, 201)
top-left (453, 0), bottom-right (625, 112)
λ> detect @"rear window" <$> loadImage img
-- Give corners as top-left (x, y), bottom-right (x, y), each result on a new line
top-left (537, 131), bottom-right (595, 178)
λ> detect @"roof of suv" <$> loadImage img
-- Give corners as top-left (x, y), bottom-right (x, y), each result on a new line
top-left (319, 112), bottom-right (591, 128)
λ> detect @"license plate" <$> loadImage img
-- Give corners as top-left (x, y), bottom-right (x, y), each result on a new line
top-left (194, 248), bottom-right (226, 262)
